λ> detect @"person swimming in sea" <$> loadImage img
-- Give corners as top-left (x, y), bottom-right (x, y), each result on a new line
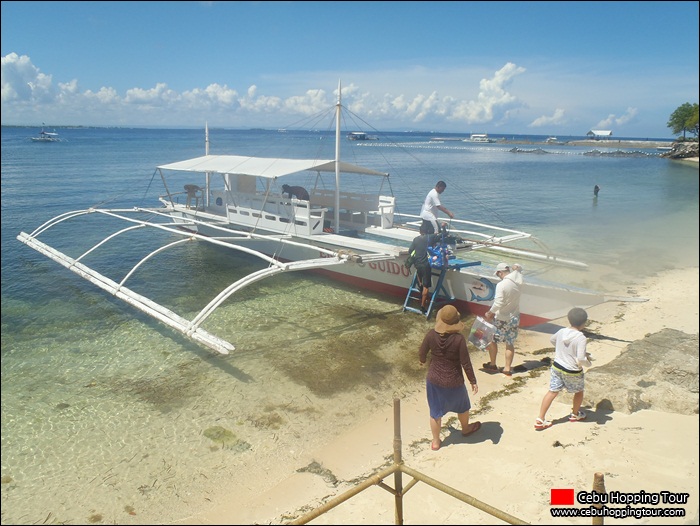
top-left (594, 184), bottom-right (600, 197)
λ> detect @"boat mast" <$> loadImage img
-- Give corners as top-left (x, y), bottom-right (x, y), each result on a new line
top-left (205, 122), bottom-right (210, 206)
top-left (334, 81), bottom-right (341, 233)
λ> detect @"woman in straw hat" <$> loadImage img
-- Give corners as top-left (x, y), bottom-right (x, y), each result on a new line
top-left (419, 305), bottom-right (481, 451)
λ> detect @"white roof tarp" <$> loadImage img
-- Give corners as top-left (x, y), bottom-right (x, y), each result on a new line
top-left (587, 130), bottom-right (613, 136)
top-left (157, 155), bottom-right (388, 179)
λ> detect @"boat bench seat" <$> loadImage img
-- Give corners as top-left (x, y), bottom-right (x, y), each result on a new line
top-left (310, 189), bottom-right (379, 212)
top-left (309, 190), bottom-right (394, 229)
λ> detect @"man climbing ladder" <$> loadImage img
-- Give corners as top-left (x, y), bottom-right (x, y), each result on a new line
top-left (403, 223), bottom-right (481, 318)
top-left (406, 223), bottom-right (440, 313)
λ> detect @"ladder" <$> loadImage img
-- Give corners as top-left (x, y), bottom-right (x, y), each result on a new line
top-left (402, 266), bottom-right (453, 319)
top-left (402, 259), bottom-right (482, 318)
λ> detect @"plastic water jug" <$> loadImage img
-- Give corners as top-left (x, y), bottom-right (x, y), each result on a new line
top-left (468, 316), bottom-right (496, 350)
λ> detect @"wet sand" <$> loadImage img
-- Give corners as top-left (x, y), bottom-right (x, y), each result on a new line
top-left (179, 266), bottom-right (699, 525)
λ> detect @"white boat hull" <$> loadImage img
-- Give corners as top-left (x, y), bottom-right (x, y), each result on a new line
top-left (178, 211), bottom-right (609, 327)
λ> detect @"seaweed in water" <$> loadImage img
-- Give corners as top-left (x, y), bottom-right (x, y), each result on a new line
top-left (203, 425), bottom-right (251, 451)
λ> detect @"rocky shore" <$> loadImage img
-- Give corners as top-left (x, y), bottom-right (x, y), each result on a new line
top-left (659, 140), bottom-right (700, 161)
top-left (498, 137), bottom-right (699, 163)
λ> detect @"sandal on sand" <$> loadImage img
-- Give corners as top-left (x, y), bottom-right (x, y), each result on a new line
top-left (569, 410), bottom-right (586, 422)
top-left (482, 362), bottom-right (499, 372)
top-left (431, 440), bottom-right (441, 451)
top-left (534, 418), bottom-right (552, 430)
top-left (501, 368), bottom-right (512, 376)
top-left (462, 421), bottom-right (482, 437)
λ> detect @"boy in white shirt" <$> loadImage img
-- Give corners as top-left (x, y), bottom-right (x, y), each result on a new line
top-left (535, 307), bottom-right (592, 430)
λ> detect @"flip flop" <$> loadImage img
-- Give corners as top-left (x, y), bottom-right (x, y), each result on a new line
top-left (535, 418), bottom-right (552, 430)
top-left (462, 421), bottom-right (482, 437)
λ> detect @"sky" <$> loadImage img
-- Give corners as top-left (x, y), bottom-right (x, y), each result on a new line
top-left (1, 1), bottom-right (698, 138)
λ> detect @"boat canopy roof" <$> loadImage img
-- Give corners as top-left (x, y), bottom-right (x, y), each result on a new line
top-left (157, 154), bottom-right (388, 179)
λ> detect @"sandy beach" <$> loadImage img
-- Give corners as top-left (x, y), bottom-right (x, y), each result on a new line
top-left (170, 265), bottom-right (699, 525)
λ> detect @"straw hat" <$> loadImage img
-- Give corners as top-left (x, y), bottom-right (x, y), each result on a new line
top-left (434, 305), bottom-right (465, 334)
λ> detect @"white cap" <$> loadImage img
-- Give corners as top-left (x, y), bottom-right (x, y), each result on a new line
top-left (494, 262), bottom-right (510, 276)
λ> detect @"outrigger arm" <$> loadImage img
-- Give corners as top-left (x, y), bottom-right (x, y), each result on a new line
top-left (17, 208), bottom-right (394, 355)
top-left (17, 231), bottom-right (238, 354)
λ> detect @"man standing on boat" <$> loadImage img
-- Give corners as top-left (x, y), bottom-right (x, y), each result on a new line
top-left (420, 181), bottom-right (454, 234)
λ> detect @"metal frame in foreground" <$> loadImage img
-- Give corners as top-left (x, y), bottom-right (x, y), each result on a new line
top-left (289, 398), bottom-right (528, 525)
top-left (290, 398), bottom-right (608, 525)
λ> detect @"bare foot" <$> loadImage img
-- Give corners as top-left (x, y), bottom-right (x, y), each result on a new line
top-left (431, 440), bottom-right (441, 451)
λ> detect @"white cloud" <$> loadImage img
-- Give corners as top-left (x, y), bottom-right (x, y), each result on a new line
top-left (529, 108), bottom-right (567, 128)
top-left (180, 84), bottom-right (240, 111)
top-left (124, 83), bottom-right (177, 105)
top-left (0, 53), bottom-right (681, 136)
top-left (1, 52), bottom-right (53, 102)
top-left (450, 62), bottom-right (526, 124)
top-left (282, 89), bottom-right (329, 116)
top-left (85, 87), bottom-right (119, 104)
top-left (595, 107), bottom-right (638, 129)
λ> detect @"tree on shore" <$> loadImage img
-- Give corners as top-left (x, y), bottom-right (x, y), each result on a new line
top-left (667, 102), bottom-right (699, 139)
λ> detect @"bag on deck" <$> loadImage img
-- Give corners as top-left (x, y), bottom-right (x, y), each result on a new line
top-left (427, 245), bottom-right (447, 268)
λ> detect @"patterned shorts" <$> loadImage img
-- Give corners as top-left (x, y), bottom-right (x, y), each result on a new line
top-left (493, 315), bottom-right (520, 345)
top-left (549, 366), bottom-right (585, 393)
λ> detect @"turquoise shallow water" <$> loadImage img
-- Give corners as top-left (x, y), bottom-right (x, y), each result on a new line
top-left (1, 125), bottom-right (698, 523)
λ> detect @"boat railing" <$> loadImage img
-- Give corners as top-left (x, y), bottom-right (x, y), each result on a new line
top-left (393, 213), bottom-right (532, 243)
top-left (221, 191), bottom-right (327, 235)
top-left (162, 187), bottom-right (206, 211)
top-left (389, 212), bottom-right (586, 268)
top-left (310, 189), bottom-right (395, 229)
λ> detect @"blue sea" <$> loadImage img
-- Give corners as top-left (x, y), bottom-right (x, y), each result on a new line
top-left (1, 125), bottom-right (698, 524)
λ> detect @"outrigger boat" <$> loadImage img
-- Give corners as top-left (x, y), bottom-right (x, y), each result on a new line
top-left (347, 131), bottom-right (379, 141)
top-left (17, 84), bottom-right (638, 355)
top-left (30, 128), bottom-right (61, 142)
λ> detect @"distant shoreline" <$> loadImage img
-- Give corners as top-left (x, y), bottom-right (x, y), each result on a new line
top-left (563, 139), bottom-right (673, 148)
top-left (426, 136), bottom-right (675, 148)
top-left (1, 124), bottom-right (678, 144)
top-left (495, 138), bottom-right (674, 148)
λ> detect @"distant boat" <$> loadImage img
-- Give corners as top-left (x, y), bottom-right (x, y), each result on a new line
top-left (31, 127), bottom-right (61, 142)
top-left (347, 131), bottom-right (378, 141)
top-left (464, 133), bottom-right (494, 143)
top-left (545, 136), bottom-right (564, 145)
